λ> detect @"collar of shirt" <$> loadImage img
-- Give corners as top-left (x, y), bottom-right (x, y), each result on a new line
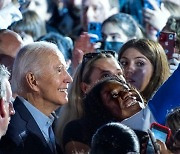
top-left (19, 96), bottom-right (55, 142)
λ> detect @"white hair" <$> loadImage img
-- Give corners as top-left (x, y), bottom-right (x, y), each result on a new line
top-left (0, 65), bottom-right (10, 99)
top-left (11, 41), bottom-right (64, 95)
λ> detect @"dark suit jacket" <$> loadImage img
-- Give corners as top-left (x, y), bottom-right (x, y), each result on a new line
top-left (0, 96), bottom-right (62, 154)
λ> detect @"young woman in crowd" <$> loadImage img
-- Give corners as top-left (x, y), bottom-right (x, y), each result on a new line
top-left (55, 51), bottom-right (125, 146)
top-left (71, 12), bottom-right (143, 72)
top-left (118, 39), bottom-right (170, 102)
top-left (101, 12), bottom-right (143, 53)
top-left (62, 76), bottom-right (145, 153)
top-left (63, 65), bottom-right (180, 154)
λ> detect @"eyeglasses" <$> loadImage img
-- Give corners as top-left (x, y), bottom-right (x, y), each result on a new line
top-left (80, 50), bottom-right (116, 75)
top-left (82, 50), bottom-right (115, 66)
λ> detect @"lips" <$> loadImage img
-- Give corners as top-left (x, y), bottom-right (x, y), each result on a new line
top-left (123, 94), bottom-right (139, 107)
top-left (58, 88), bottom-right (68, 92)
top-left (128, 90), bottom-right (145, 108)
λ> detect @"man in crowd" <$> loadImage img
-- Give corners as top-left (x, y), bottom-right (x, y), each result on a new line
top-left (72, 0), bottom-right (119, 71)
top-left (0, 64), bottom-right (15, 139)
top-left (0, 41), bottom-right (72, 153)
top-left (0, 29), bottom-right (23, 74)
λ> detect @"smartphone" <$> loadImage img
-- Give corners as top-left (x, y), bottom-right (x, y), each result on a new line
top-left (158, 31), bottom-right (176, 59)
top-left (144, 0), bottom-right (161, 10)
top-left (150, 122), bottom-right (171, 143)
top-left (88, 22), bottom-right (102, 43)
top-left (148, 129), bottom-right (160, 154)
top-left (143, 0), bottom-right (161, 28)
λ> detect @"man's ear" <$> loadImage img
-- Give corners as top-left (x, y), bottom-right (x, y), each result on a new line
top-left (25, 72), bottom-right (39, 92)
top-left (80, 82), bottom-right (90, 94)
top-left (0, 98), bottom-right (5, 118)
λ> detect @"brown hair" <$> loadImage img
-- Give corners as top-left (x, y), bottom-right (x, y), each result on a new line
top-left (118, 39), bottom-right (170, 102)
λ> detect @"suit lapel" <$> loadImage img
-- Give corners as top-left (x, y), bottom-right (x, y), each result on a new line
top-left (14, 97), bottom-right (53, 153)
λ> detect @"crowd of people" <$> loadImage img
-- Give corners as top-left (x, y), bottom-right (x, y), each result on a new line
top-left (0, 0), bottom-right (180, 154)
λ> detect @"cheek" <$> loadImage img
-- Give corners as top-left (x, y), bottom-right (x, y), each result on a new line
top-left (105, 101), bottom-right (120, 116)
top-left (139, 68), bottom-right (153, 89)
top-left (142, 64), bottom-right (153, 80)
top-left (101, 93), bottom-right (121, 115)
top-left (129, 68), bottom-right (151, 91)
top-left (88, 72), bottom-right (101, 84)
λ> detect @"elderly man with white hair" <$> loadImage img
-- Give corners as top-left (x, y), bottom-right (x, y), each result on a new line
top-left (0, 41), bottom-right (72, 154)
top-left (0, 64), bottom-right (15, 139)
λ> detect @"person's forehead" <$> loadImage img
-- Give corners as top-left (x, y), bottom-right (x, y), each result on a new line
top-left (94, 58), bottom-right (120, 68)
top-left (58, 52), bottom-right (66, 65)
top-left (102, 23), bottom-right (123, 34)
top-left (50, 50), bottom-right (66, 67)
top-left (121, 47), bottom-right (146, 57)
top-left (92, 62), bottom-right (122, 76)
top-left (83, 0), bottom-right (110, 7)
top-left (44, 52), bottom-right (67, 71)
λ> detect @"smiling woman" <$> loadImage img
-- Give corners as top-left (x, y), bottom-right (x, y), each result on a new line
top-left (62, 76), bottom-right (144, 154)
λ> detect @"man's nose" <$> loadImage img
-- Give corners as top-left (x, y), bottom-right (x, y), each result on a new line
top-left (64, 70), bottom-right (73, 83)
top-left (86, 7), bottom-right (95, 22)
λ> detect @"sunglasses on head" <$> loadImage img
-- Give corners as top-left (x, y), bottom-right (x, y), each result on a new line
top-left (82, 50), bottom-right (115, 65)
top-left (80, 50), bottom-right (116, 77)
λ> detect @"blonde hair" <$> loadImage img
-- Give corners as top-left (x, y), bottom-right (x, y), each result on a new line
top-left (55, 52), bottom-right (118, 147)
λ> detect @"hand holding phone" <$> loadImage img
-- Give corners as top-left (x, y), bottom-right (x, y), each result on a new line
top-left (88, 22), bottom-right (102, 43)
top-left (143, 0), bottom-right (170, 31)
top-left (148, 129), bottom-right (161, 154)
top-left (158, 31), bottom-right (176, 59)
top-left (150, 123), bottom-right (171, 143)
top-left (144, 0), bottom-right (161, 10)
